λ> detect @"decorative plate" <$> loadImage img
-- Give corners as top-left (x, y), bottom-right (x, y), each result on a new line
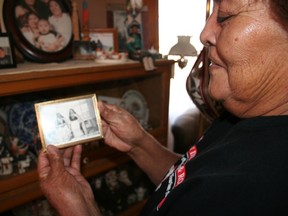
top-left (0, 107), bottom-right (8, 136)
top-left (8, 102), bottom-right (38, 148)
top-left (0, 107), bottom-right (10, 157)
top-left (122, 90), bottom-right (149, 128)
top-left (98, 96), bottom-right (124, 106)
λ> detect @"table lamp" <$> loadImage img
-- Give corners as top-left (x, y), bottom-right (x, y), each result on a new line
top-left (168, 36), bottom-right (197, 69)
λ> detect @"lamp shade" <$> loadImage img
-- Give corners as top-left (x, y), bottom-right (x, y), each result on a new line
top-left (168, 36), bottom-right (197, 57)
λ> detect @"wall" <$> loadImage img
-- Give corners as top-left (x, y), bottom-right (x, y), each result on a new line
top-left (74, 0), bottom-right (158, 49)
top-left (159, 0), bottom-right (209, 149)
top-left (74, 0), bottom-right (124, 28)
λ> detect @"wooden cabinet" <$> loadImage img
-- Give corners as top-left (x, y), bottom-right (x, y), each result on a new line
top-left (0, 59), bottom-right (174, 214)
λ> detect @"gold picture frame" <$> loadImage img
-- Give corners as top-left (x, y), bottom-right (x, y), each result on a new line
top-left (34, 94), bottom-right (103, 150)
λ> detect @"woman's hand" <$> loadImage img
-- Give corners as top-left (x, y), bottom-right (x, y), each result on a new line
top-left (37, 145), bottom-right (101, 216)
top-left (98, 101), bottom-right (148, 153)
top-left (98, 101), bottom-right (181, 185)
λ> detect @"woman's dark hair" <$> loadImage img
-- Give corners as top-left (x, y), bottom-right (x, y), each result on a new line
top-left (69, 109), bottom-right (78, 121)
top-left (18, 0), bottom-right (50, 19)
top-left (269, 0), bottom-right (288, 30)
top-left (48, 0), bottom-right (68, 13)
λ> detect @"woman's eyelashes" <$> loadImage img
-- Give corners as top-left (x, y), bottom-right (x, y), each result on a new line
top-left (217, 15), bottom-right (233, 23)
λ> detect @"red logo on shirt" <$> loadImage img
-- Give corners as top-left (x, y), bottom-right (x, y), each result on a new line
top-left (187, 145), bottom-right (197, 160)
top-left (156, 145), bottom-right (198, 211)
top-left (175, 166), bottom-right (186, 187)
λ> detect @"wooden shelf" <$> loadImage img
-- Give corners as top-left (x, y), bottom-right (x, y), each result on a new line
top-left (0, 60), bottom-right (173, 97)
top-left (0, 150), bottom-right (129, 212)
top-left (0, 59), bottom-right (174, 214)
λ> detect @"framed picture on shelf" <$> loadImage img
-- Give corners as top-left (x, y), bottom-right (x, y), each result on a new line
top-left (0, 33), bottom-right (16, 69)
top-left (2, 0), bottom-right (73, 63)
top-left (34, 94), bottom-right (103, 150)
top-left (107, 9), bottom-right (128, 52)
top-left (107, 7), bottom-right (150, 53)
top-left (89, 28), bottom-right (118, 53)
top-left (73, 40), bottom-right (95, 60)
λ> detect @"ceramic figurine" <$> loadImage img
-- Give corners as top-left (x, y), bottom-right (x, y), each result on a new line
top-left (126, 0), bottom-right (143, 17)
top-left (0, 151), bottom-right (14, 175)
top-left (135, 186), bottom-right (147, 201)
top-left (118, 169), bottom-right (133, 186)
top-left (18, 155), bottom-right (31, 174)
top-left (0, 135), bottom-right (14, 176)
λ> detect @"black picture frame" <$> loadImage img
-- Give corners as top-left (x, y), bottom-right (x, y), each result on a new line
top-left (3, 0), bottom-right (73, 63)
top-left (0, 33), bottom-right (16, 69)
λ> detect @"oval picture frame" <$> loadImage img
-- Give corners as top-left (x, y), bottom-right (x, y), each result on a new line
top-left (3, 0), bottom-right (73, 63)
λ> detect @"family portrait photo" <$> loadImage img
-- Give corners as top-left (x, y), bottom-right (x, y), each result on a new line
top-left (15, 0), bottom-right (72, 53)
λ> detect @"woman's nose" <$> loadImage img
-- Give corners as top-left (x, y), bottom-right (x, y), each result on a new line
top-left (200, 14), bottom-right (217, 46)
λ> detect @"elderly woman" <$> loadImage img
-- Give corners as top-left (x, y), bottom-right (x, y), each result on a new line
top-left (37, 0), bottom-right (288, 215)
top-left (48, 0), bottom-right (72, 46)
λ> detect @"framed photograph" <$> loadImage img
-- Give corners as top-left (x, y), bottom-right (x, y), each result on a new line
top-left (0, 33), bottom-right (16, 69)
top-left (107, 5), bottom-right (148, 52)
top-left (107, 9), bottom-right (128, 52)
top-left (34, 94), bottom-right (103, 150)
top-left (2, 0), bottom-right (73, 63)
top-left (89, 28), bottom-right (118, 53)
top-left (73, 40), bottom-right (96, 60)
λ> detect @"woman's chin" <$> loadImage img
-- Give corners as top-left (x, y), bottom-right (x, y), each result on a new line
top-left (208, 86), bottom-right (223, 102)
top-left (208, 81), bottom-right (231, 101)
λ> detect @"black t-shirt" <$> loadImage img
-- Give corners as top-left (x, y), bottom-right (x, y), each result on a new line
top-left (140, 113), bottom-right (288, 216)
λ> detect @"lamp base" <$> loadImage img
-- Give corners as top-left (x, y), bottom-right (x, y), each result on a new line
top-left (177, 57), bottom-right (188, 69)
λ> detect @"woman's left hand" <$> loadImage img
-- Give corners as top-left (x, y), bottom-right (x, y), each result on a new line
top-left (37, 145), bottom-right (101, 216)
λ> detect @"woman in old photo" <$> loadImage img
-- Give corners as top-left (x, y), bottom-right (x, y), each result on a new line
top-left (69, 109), bottom-right (87, 139)
top-left (19, 12), bottom-right (40, 46)
top-left (55, 112), bottom-right (73, 143)
top-left (48, 0), bottom-right (72, 47)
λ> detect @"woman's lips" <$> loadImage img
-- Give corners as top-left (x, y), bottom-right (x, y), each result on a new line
top-left (209, 61), bottom-right (222, 70)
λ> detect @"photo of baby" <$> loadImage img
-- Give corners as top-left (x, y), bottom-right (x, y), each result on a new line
top-left (15, 0), bottom-right (72, 53)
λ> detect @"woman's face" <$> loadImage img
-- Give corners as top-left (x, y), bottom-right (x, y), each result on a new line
top-left (28, 13), bottom-right (39, 29)
top-left (49, 1), bottom-right (62, 16)
top-left (200, 0), bottom-right (288, 117)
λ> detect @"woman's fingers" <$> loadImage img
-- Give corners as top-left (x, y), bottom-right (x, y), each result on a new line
top-left (70, 145), bottom-right (82, 171)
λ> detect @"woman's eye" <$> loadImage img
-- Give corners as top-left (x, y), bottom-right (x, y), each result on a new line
top-left (217, 15), bottom-right (233, 23)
